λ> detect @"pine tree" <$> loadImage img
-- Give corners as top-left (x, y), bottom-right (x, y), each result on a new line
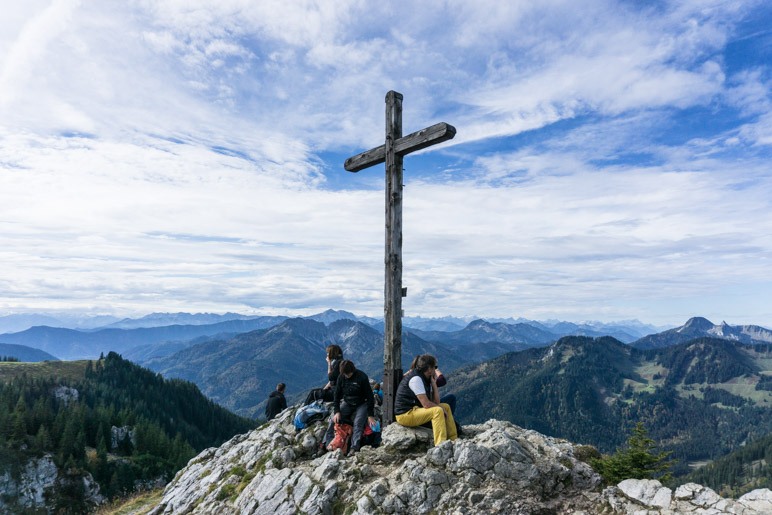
top-left (591, 422), bottom-right (675, 485)
top-left (11, 395), bottom-right (28, 443)
top-left (35, 425), bottom-right (52, 452)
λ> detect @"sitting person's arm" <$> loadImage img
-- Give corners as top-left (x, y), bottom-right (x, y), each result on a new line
top-left (410, 376), bottom-right (441, 408)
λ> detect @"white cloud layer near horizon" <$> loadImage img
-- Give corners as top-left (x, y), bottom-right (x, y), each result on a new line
top-left (1, 0), bottom-right (771, 327)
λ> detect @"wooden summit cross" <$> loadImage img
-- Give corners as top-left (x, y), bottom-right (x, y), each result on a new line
top-left (344, 91), bottom-right (456, 425)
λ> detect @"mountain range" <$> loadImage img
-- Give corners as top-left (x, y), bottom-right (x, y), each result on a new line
top-left (142, 318), bottom-right (468, 418)
top-left (0, 316), bottom-right (290, 360)
top-left (0, 343), bottom-right (58, 362)
top-left (4, 309), bottom-right (772, 509)
top-left (0, 309), bottom-right (677, 361)
top-left (632, 316), bottom-right (772, 349)
top-left (447, 335), bottom-right (772, 476)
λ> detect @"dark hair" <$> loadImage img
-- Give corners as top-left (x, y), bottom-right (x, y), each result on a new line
top-left (409, 354), bottom-right (421, 371)
top-left (339, 359), bottom-right (356, 376)
top-left (415, 354), bottom-right (437, 374)
top-left (277, 382), bottom-right (285, 392)
top-left (326, 344), bottom-right (343, 360)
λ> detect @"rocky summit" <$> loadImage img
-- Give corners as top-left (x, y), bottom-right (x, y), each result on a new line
top-left (149, 407), bottom-right (772, 514)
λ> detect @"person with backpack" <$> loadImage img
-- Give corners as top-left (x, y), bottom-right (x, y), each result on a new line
top-left (395, 354), bottom-right (458, 446)
top-left (304, 344), bottom-right (343, 405)
top-left (322, 360), bottom-right (375, 455)
top-left (265, 382), bottom-right (287, 421)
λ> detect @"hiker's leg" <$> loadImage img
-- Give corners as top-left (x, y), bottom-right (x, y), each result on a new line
top-left (440, 403), bottom-right (457, 441)
top-left (322, 418), bottom-right (335, 447)
top-left (439, 394), bottom-right (456, 414)
top-left (350, 403), bottom-right (368, 451)
top-left (429, 406), bottom-right (448, 445)
top-left (339, 401), bottom-right (355, 426)
top-left (395, 406), bottom-right (436, 428)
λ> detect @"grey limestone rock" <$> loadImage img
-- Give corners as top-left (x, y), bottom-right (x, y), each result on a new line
top-left (147, 406), bottom-right (772, 515)
top-left (603, 479), bottom-right (772, 514)
top-left (0, 454), bottom-right (104, 512)
top-left (618, 478), bottom-right (672, 508)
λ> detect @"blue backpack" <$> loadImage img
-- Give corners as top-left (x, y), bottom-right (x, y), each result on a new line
top-left (293, 400), bottom-right (329, 430)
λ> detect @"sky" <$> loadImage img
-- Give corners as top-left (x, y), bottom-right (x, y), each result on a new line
top-left (1, 0), bottom-right (771, 328)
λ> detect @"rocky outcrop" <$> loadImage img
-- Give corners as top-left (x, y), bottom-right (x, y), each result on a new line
top-left (0, 453), bottom-right (104, 513)
top-left (603, 478), bottom-right (772, 513)
top-left (111, 425), bottom-right (136, 450)
top-left (52, 385), bottom-right (79, 406)
top-left (149, 408), bottom-right (772, 514)
top-left (0, 454), bottom-right (58, 511)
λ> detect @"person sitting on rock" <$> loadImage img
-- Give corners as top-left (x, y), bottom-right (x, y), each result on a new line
top-left (322, 360), bottom-right (376, 455)
top-left (394, 354), bottom-right (458, 446)
top-left (408, 354), bottom-right (457, 416)
top-left (265, 382), bottom-right (287, 421)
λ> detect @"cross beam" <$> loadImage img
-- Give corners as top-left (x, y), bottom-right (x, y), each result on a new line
top-left (344, 91), bottom-right (456, 425)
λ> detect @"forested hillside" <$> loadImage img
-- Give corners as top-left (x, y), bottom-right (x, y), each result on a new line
top-left (685, 433), bottom-right (772, 497)
top-left (0, 352), bottom-right (255, 511)
top-left (447, 336), bottom-right (772, 476)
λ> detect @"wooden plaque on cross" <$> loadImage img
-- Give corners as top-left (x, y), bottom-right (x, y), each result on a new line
top-left (344, 91), bottom-right (456, 425)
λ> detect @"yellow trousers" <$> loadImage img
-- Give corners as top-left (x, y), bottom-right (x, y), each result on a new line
top-left (395, 403), bottom-right (457, 446)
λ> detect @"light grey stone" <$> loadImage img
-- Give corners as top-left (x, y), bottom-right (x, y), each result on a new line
top-left (382, 422), bottom-right (433, 451)
top-left (451, 442), bottom-right (498, 474)
top-left (52, 385), bottom-right (79, 406)
top-left (738, 488), bottom-right (772, 512)
top-left (618, 478), bottom-right (672, 508)
top-left (301, 433), bottom-right (318, 452)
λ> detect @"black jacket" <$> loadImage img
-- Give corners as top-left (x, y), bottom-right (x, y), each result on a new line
top-left (265, 390), bottom-right (287, 420)
top-left (333, 369), bottom-right (375, 417)
top-left (394, 369), bottom-right (433, 415)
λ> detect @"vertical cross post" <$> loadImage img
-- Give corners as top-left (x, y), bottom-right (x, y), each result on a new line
top-left (382, 91), bottom-right (403, 424)
top-left (344, 91), bottom-right (456, 425)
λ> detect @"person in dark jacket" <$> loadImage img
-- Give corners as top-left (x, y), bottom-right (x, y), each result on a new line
top-left (304, 344), bottom-right (343, 405)
top-left (265, 383), bottom-right (287, 421)
top-left (322, 360), bottom-right (375, 454)
top-left (395, 354), bottom-right (457, 446)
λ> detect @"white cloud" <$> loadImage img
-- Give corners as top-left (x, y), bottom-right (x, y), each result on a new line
top-left (0, 0), bottom-right (770, 327)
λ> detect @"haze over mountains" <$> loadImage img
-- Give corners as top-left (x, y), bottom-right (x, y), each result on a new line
top-left (0, 309), bottom-right (664, 338)
top-left (0, 309), bottom-right (668, 360)
top-left (1, 310), bottom-right (770, 361)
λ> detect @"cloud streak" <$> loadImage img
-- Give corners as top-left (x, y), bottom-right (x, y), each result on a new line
top-left (0, 0), bottom-right (770, 327)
